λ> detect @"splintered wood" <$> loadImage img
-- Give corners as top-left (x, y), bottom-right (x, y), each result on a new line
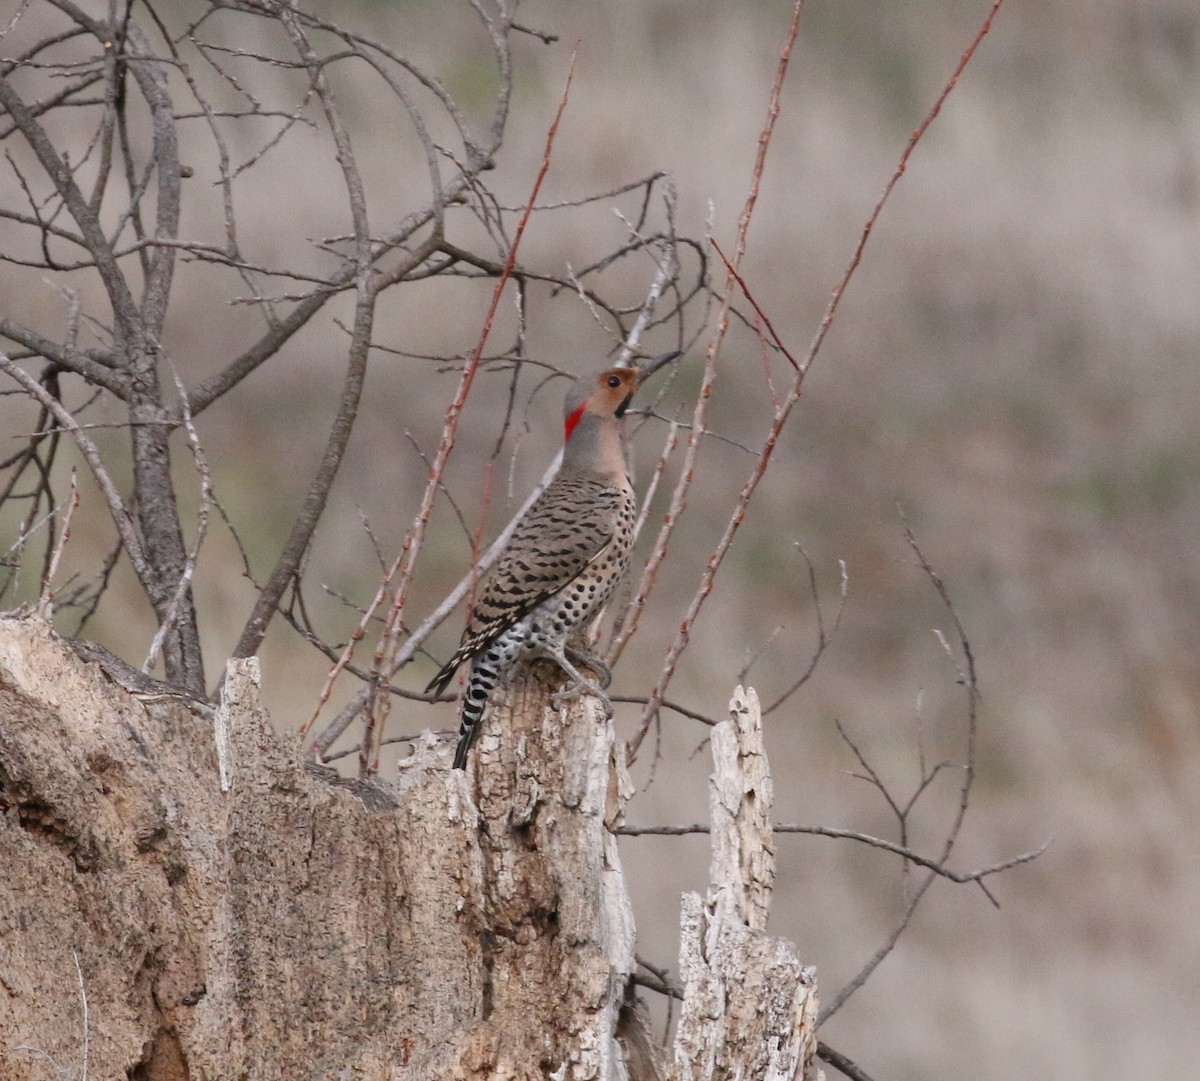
top-left (673, 686), bottom-right (821, 1081)
top-left (0, 618), bottom-right (818, 1081)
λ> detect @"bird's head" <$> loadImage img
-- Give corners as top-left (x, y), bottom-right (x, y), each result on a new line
top-left (562, 351), bottom-right (681, 443)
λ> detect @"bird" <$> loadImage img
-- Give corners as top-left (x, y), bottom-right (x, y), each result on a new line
top-left (427, 351), bottom-right (680, 769)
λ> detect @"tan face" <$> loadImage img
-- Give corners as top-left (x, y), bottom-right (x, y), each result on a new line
top-left (562, 352), bottom-right (679, 442)
top-left (586, 367), bottom-right (644, 419)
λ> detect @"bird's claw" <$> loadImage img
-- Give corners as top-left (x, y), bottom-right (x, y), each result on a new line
top-left (551, 679), bottom-right (612, 717)
top-left (563, 646), bottom-right (612, 690)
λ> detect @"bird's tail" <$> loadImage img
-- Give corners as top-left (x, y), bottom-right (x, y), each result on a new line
top-left (453, 654), bottom-right (500, 769)
top-left (425, 650), bottom-right (465, 698)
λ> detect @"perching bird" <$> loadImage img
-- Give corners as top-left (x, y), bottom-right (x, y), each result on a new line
top-left (427, 351), bottom-right (680, 769)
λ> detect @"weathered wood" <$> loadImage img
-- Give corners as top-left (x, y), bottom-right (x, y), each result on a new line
top-left (448, 668), bottom-right (639, 1080)
top-left (0, 621), bottom-right (814, 1080)
top-left (672, 686), bottom-right (821, 1081)
top-left (0, 619), bottom-right (639, 1079)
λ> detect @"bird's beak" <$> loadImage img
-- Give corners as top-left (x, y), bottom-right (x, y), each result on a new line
top-left (636, 350), bottom-right (682, 384)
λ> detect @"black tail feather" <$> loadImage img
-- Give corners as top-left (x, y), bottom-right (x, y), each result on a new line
top-left (425, 654), bottom-right (463, 697)
top-left (453, 660), bottom-right (497, 769)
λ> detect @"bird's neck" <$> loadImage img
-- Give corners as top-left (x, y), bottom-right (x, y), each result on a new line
top-left (562, 416), bottom-right (629, 484)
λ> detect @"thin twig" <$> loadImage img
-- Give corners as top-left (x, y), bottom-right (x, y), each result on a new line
top-left (762, 551), bottom-right (848, 715)
top-left (0, 353), bottom-right (154, 593)
top-left (358, 49), bottom-right (579, 774)
top-left (36, 465), bottom-right (77, 618)
top-left (617, 821), bottom-right (1047, 893)
top-left (709, 236), bottom-right (798, 371)
top-left (627, 0), bottom-right (803, 763)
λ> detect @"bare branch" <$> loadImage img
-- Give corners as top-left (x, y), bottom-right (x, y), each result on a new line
top-left (0, 353), bottom-right (154, 594)
top-left (617, 820), bottom-right (1047, 893)
top-left (0, 110), bottom-right (129, 325)
top-left (358, 49), bottom-right (579, 774)
top-left (0, 318), bottom-right (124, 395)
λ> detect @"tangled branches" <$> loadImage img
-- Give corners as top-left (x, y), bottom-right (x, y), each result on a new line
top-left (0, 1), bottom-right (704, 708)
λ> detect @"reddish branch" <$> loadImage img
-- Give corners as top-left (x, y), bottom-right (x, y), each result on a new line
top-left (628, 0), bottom-right (1007, 762)
top-left (627, 0), bottom-right (805, 762)
top-left (803, 0), bottom-right (1007, 374)
top-left (709, 237), bottom-right (798, 371)
top-left (357, 51), bottom-right (579, 774)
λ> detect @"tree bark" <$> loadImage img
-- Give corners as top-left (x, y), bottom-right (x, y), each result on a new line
top-left (0, 619), bottom-right (818, 1080)
top-left (673, 687), bottom-right (821, 1081)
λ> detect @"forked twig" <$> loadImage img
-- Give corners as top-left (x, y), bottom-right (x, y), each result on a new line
top-left (819, 519), bottom-right (992, 1022)
top-left (762, 550), bottom-right (848, 715)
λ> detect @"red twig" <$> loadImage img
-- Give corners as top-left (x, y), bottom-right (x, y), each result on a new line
top-left (709, 236), bottom-right (799, 372)
top-left (803, 0), bottom-right (1006, 376)
top-left (298, 563), bottom-right (392, 746)
top-left (358, 49), bottom-right (578, 774)
top-left (628, 0), bottom-right (1007, 763)
top-left (627, 0), bottom-right (803, 763)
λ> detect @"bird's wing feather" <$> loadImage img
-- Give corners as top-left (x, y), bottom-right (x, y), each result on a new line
top-left (463, 478), bottom-right (623, 644)
top-left (425, 476), bottom-right (625, 694)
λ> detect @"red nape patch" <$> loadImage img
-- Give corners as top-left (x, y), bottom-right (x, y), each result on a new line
top-left (564, 402), bottom-right (587, 442)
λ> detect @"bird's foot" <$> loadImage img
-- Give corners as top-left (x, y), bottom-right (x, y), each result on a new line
top-left (563, 645), bottom-right (612, 690)
top-left (550, 651), bottom-right (613, 717)
top-left (552, 682), bottom-right (614, 718)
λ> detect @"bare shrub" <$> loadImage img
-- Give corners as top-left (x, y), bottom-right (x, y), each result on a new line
top-left (0, 2), bottom-right (1035, 1077)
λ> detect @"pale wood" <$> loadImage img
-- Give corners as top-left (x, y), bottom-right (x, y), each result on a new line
top-left (0, 619), bottom-right (642, 1079)
top-left (0, 620), bottom-right (816, 1080)
top-left (672, 686), bottom-right (821, 1081)
top-left (454, 669), bottom-right (639, 1079)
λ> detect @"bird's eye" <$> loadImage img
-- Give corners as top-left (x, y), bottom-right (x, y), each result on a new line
top-left (607, 375), bottom-right (622, 388)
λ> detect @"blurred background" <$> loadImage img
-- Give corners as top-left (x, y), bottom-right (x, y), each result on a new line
top-left (3, 1), bottom-right (1199, 1077)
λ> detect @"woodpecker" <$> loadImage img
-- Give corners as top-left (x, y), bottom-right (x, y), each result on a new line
top-left (427, 351), bottom-right (679, 769)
